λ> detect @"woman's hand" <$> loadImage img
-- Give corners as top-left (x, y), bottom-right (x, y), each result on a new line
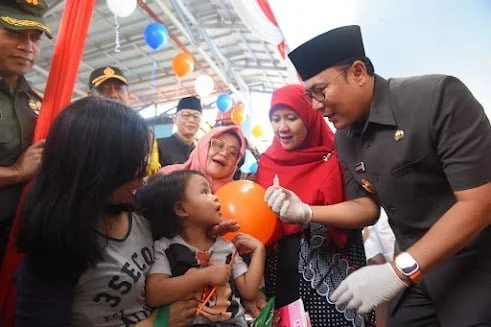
top-left (168, 297), bottom-right (199, 327)
top-left (135, 298), bottom-right (198, 327)
top-left (242, 292), bottom-right (267, 318)
top-left (208, 218), bottom-right (240, 238)
top-left (134, 312), bottom-right (157, 327)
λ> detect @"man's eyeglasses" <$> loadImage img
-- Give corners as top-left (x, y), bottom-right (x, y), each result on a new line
top-left (302, 69), bottom-right (348, 104)
top-left (210, 138), bottom-right (240, 159)
top-left (178, 111), bottom-right (201, 121)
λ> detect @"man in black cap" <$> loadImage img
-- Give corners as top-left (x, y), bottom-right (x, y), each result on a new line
top-left (88, 65), bottom-right (129, 105)
top-left (0, 0), bottom-right (52, 265)
top-left (158, 96), bottom-right (202, 167)
top-left (266, 25), bottom-right (491, 326)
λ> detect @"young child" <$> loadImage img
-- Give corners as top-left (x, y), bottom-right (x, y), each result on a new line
top-left (135, 170), bottom-right (265, 327)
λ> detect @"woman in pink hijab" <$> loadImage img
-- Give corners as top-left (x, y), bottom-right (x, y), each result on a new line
top-left (159, 125), bottom-right (246, 192)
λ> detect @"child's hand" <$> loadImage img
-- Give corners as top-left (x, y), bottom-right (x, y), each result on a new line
top-left (232, 233), bottom-right (264, 254)
top-left (204, 264), bottom-right (232, 286)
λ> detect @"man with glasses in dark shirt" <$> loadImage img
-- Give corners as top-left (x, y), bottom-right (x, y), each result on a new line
top-left (158, 96), bottom-right (202, 167)
top-left (266, 25), bottom-right (491, 326)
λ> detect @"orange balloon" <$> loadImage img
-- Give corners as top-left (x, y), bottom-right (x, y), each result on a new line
top-left (172, 52), bottom-right (194, 78)
top-left (215, 180), bottom-right (278, 245)
top-left (231, 107), bottom-right (246, 125)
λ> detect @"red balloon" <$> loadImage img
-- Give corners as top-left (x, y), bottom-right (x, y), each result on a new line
top-left (215, 180), bottom-right (278, 245)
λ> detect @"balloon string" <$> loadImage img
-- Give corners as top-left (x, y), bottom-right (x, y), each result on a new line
top-left (176, 78), bottom-right (181, 98)
top-left (114, 15), bottom-right (121, 53)
top-left (151, 58), bottom-right (157, 91)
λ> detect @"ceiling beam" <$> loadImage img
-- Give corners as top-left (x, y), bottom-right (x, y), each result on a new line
top-left (145, 0), bottom-right (243, 99)
top-left (231, 64), bottom-right (286, 73)
top-left (32, 64), bottom-right (86, 97)
top-left (45, 0), bottom-right (64, 16)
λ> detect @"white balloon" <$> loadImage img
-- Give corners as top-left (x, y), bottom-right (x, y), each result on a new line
top-left (106, 0), bottom-right (137, 18)
top-left (194, 74), bottom-right (215, 98)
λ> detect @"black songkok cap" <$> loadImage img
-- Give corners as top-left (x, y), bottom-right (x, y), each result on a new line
top-left (288, 25), bottom-right (366, 81)
top-left (177, 96), bottom-right (202, 113)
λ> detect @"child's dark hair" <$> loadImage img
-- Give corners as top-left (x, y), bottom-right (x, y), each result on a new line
top-left (135, 170), bottom-right (205, 240)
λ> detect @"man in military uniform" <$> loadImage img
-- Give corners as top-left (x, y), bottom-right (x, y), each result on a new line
top-left (88, 66), bottom-right (164, 175)
top-left (158, 96), bottom-right (202, 167)
top-left (266, 25), bottom-right (491, 326)
top-left (0, 0), bottom-right (52, 266)
top-left (88, 65), bottom-right (129, 105)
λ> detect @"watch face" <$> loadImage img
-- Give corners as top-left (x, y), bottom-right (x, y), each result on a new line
top-left (401, 263), bottom-right (418, 275)
top-left (396, 253), bottom-right (419, 275)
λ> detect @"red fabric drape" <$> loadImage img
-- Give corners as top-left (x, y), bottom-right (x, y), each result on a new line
top-left (257, 0), bottom-right (278, 26)
top-left (257, 0), bottom-right (286, 59)
top-left (0, 1), bottom-right (96, 325)
top-left (277, 40), bottom-right (286, 59)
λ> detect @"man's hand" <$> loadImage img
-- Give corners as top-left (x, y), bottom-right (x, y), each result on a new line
top-left (264, 186), bottom-right (312, 225)
top-left (330, 263), bottom-right (408, 314)
top-left (242, 292), bottom-right (267, 318)
top-left (208, 218), bottom-right (239, 238)
top-left (12, 140), bottom-right (45, 182)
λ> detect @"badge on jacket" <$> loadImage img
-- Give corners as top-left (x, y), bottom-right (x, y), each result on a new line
top-left (361, 178), bottom-right (376, 194)
top-left (394, 129), bottom-right (405, 142)
top-left (355, 161), bottom-right (366, 173)
top-left (29, 99), bottom-right (42, 115)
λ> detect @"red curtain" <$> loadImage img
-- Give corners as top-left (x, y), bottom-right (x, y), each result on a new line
top-left (257, 0), bottom-right (278, 26)
top-left (256, 0), bottom-right (286, 58)
top-left (0, 0), bottom-right (96, 325)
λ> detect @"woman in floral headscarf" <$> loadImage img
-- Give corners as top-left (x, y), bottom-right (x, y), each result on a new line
top-left (159, 125), bottom-right (246, 192)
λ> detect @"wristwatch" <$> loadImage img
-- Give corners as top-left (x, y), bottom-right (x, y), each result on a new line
top-left (394, 252), bottom-right (423, 283)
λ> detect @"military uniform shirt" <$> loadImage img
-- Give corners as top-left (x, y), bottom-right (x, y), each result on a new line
top-left (335, 74), bottom-right (491, 323)
top-left (0, 76), bottom-right (39, 223)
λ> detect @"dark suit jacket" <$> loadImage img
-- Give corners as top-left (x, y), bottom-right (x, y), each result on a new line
top-left (336, 74), bottom-right (491, 324)
top-left (157, 133), bottom-right (195, 167)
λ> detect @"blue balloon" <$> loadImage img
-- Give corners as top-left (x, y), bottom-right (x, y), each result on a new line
top-left (240, 151), bottom-right (255, 173)
top-left (216, 93), bottom-right (233, 113)
top-left (248, 162), bottom-right (258, 174)
top-left (144, 22), bottom-right (169, 50)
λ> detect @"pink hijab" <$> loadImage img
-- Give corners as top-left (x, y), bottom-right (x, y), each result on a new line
top-left (158, 125), bottom-right (246, 192)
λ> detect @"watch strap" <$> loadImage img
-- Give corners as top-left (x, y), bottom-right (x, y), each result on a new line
top-left (408, 268), bottom-right (423, 283)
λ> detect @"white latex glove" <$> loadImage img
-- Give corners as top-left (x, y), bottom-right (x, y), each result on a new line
top-left (330, 263), bottom-right (409, 314)
top-left (264, 186), bottom-right (312, 225)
